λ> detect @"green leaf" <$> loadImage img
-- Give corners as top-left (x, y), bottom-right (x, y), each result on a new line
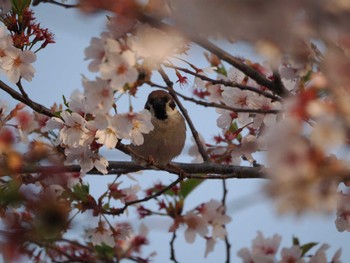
top-left (11, 0), bottom-right (31, 14)
top-left (94, 244), bottom-right (115, 259)
top-left (72, 183), bottom-right (90, 202)
top-left (62, 95), bottom-right (69, 108)
top-left (216, 66), bottom-right (227, 76)
top-left (0, 180), bottom-right (22, 207)
top-left (180, 179), bottom-right (204, 199)
top-left (300, 242), bottom-right (318, 257)
top-left (292, 236), bottom-right (300, 246)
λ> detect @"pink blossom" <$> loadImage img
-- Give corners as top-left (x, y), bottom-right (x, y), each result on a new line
top-left (59, 111), bottom-right (91, 147)
top-left (86, 221), bottom-right (115, 247)
top-left (251, 231), bottom-right (281, 262)
top-left (100, 50), bottom-right (138, 92)
top-left (95, 115), bottom-right (120, 149)
top-left (183, 212), bottom-right (208, 243)
top-left (335, 192), bottom-right (350, 232)
top-left (204, 237), bottom-right (216, 258)
top-left (279, 246), bottom-right (304, 263)
top-left (308, 244), bottom-right (329, 263)
top-left (201, 199), bottom-right (231, 240)
top-left (115, 110), bottom-right (154, 145)
top-left (2, 47), bottom-right (36, 83)
top-left (83, 77), bottom-right (114, 114)
top-left (128, 24), bottom-right (185, 69)
top-left (65, 145), bottom-right (108, 174)
top-left (119, 184), bottom-right (141, 204)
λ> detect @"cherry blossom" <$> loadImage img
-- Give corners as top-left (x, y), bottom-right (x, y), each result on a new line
top-left (204, 237), bottom-right (216, 258)
top-left (237, 231), bottom-right (281, 263)
top-left (183, 212), bottom-right (208, 243)
top-left (106, 15), bottom-right (136, 39)
top-left (335, 192), bottom-right (350, 232)
top-left (65, 145), bottom-right (108, 174)
top-left (85, 221), bottom-right (115, 247)
top-left (15, 110), bottom-right (39, 142)
top-left (114, 109), bottom-right (154, 145)
top-left (249, 96), bottom-right (281, 128)
top-left (279, 246), bottom-right (304, 263)
top-left (128, 23), bottom-right (185, 69)
top-left (216, 108), bottom-right (233, 129)
top-left (1, 47), bottom-right (36, 83)
top-left (192, 66), bottom-right (217, 89)
top-left (95, 115), bottom-right (120, 149)
top-left (84, 36), bottom-right (107, 72)
top-left (119, 184), bottom-right (141, 204)
top-left (201, 199), bottom-right (231, 240)
top-left (227, 67), bottom-right (246, 84)
top-left (100, 50), bottom-right (138, 92)
top-left (222, 87), bottom-right (254, 126)
top-left (58, 111), bottom-right (91, 147)
top-left (83, 77), bottom-right (114, 114)
top-left (0, 25), bottom-right (13, 63)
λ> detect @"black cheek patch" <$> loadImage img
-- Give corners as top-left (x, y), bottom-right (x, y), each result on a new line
top-left (169, 100), bottom-right (176, 110)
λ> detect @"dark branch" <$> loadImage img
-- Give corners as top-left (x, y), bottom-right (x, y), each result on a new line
top-left (170, 231), bottom-right (179, 263)
top-left (158, 68), bottom-right (210, 162)
top-left (4, 161), bottom-right (266, 179)
top-left (163, 63), bottom-right (281, 101)
top-left (138, 14), bottom-right (291, 97)
top-left (222, 180), bottom-right (231, 263)
top-left (0, 80), bottom-right (56, 118)
top-left (105, 176), bottom-right (184, 216)
top-left (32, 0), bottom-right (79, 8)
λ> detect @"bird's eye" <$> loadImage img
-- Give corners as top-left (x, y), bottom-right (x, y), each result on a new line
top-left (162, 97), bottom-right (169, 103)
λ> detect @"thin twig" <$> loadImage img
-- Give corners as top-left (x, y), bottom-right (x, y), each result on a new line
top-left (158, 67), bottom-right (210, 162)
top-left (177, 92), bottom-right (279, 114)
top-left (170, 231), bottom-right (179, 263)
top-left (0, 80), bottom-right (56, 118)
top-left (147, 80), bottom-right (280, 114)
top-left (32, 0), bottom-right (79, 8)
top-left (163, 64), bottom-right (281, 101)
top-left (105, 176), bottom-right (184, 216)
top-left (222, 180), bottom-right (231, 263)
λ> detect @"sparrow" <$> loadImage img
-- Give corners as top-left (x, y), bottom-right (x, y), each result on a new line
top-left (130, 90), bottom-right (186, 165)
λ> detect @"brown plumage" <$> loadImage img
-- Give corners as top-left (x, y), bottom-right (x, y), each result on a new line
top-left (130, 90), bottom-right (186, 165)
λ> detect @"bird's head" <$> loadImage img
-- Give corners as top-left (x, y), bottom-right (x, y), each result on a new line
top-left (145, 90), bottom-right (177, 120)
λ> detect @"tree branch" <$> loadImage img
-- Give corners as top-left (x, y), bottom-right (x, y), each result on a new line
top-left (158, 67), bottom-right (210, 162)
top-left (146, 80), bottom-right (280, 114)
top-left (105, 176), bottom-right (184, 216)
top-left (138, 14), bottom-right (291, 97)
top-left (4, 161), bottom-right (266, 179)
top-left (163, 63), bottom-right (281, 101)
top-left (32, 0), bottom-right (79, 8)
top-left (170, 231), bottom-right (179, 263)
top-left (222, 180), bottom-right (231, 263)
top-left (0, 80), bottom-right (56, 118)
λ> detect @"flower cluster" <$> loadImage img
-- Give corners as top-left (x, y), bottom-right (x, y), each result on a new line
top-left (0, 24), bottom-right (36, 83)
top-left (43, 14), bottom-right (189, 174)
top-left (237, 232), bottom-right (341, 263)
top-left (184, 50), bottom-right (350, 218)
top-left (182, 199), bottom-right (231, 257)
top-left (138, 182), bottom-right (232, 258)
top-left (0, 6), bottom-right (55, 83)
top-left (85, 220), bottom-right (150, 261)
